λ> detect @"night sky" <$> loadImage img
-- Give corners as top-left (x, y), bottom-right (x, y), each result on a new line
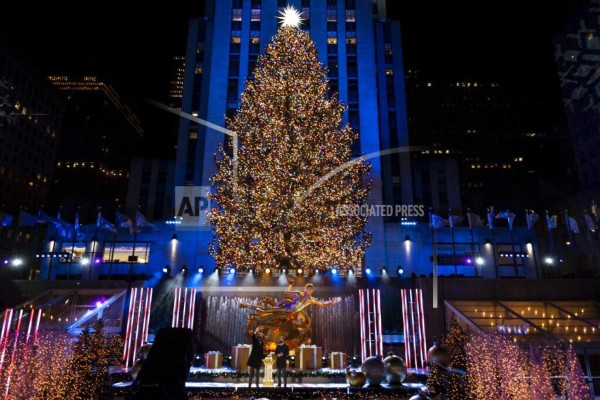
top-left (1, 1), bottom-right (570, 155)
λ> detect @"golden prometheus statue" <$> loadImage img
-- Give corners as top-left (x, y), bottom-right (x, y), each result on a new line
top-left (240, 277), bottom-right (341, 351)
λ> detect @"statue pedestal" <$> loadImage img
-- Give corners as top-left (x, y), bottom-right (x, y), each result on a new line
top-left (262, 352), bottom-right (275, 387)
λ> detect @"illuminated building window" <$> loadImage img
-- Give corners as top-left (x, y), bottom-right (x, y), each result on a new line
top-left (386, 69), bottom-right (393, 76)
top-left (232, 9), bottom-right (242, 21)
top-left (327, 37), bottom-right (337, 45)
top-left (195, 67), bottom-right (203, 74)
top-left (189, 132), bottom-right (198, 139)
top-left (103, 243), bottom-right (150, 264)
top-left (60, 242), bottom-right (87, 263)
top-left (251, 37), bottom-right (260, 44)
top-left (231, 37), bottom-right (241, 44)
top-left (346, 38), bottom-right (356, 45)
top-left (346, 10), bottom-right (355, 22)
top-left (251, 9), bottom-right (261, 21)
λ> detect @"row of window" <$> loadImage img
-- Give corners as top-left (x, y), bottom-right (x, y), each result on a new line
top-left (55, 242), bottom-right (151, 264)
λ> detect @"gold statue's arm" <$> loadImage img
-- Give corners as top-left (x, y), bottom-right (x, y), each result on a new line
top-left (311, 297), bottom-right (342, 307)
top-left (284, 277), bottom-right (302, 296)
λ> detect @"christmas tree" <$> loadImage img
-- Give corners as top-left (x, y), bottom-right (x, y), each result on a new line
top-left (57, 320), bottom-right (123, 400)
top-left (210, 10), bottom-right (370, 273)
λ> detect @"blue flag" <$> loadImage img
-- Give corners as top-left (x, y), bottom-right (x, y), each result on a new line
top-left (430, 213), bottom-right (448, 229)
top-left (97, 212), bottom-right (117, 233)
top-left (0, 211), bottom-right (13, 227)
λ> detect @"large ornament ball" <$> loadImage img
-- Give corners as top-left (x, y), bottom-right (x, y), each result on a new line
top-left (428, 342), bottom-right (450, 367)
top-left (345, 367), bottom-right (367, 388)
top-left (383, 354), bottom-right (407, 384)
top-left (361, 355), bottom-right (387, 386)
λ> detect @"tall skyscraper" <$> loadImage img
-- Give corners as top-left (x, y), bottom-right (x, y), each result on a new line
top-left (47, 75), bottom-right (143, 222)
top-left (176, 0), bottom-right (414, 267)
top-left (555, 0), bottom-right (600, 188)
top-left (0, 40), bottom-right (63, 213)
top-left (406, 70), bottom-right (567, 212)
top-left (168, 56), bottom-right (186, 110)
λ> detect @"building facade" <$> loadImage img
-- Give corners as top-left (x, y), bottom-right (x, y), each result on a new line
top-left (47, 75), bottom-right (143, 223)
top-left (174, 0), bottom-right (417, 269)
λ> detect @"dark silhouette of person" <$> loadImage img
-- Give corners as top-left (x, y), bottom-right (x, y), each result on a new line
top-left (247, 328), bottom-right (265, 388)
top-left (275, 336), bottom-right (289, 387)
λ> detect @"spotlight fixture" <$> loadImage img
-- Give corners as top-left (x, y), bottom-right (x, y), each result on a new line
top-left (198, 266), bottom-right (205, 274)
top-left (80, 258), bottom-right (90, 266)
top-left (280, 268), bottom-right (287, 275)
top-left (171, 233), bottom-right (178, 240)
top-left (296, 268), bottom-right (303, 276)
top-left (229, 266), bottom-right (237, 274)
top-left (331, 267), bottom-right (338, 275)
top-left (364, 267), bottom-right (372, 275)
top-left (380, 266), bottom-right (387, 275)
top-left (485, 238), bottom-right (491, 245)
top-left (396, 266), bottom-right (404, 276)
top-left (11, 258), bottom-right (23, 267)
top-left (405, 235), bottom-right (411, 242)
top-left (265, 267), bottom-right (272, 275)
top-left (526, 239), bottom-right (532, 245)
top-left (181, 265), bottom-right (189, 275)
top-left (250, 267), bottom-right (257, 275)
top-left (162, 265), bottom-right (171, 275)
top-left (475, 256), bottom-right (484, 266)
top-left (348, 268), bottom-right (355, 275)
top-left (544, 256), bottom-right (554, 265)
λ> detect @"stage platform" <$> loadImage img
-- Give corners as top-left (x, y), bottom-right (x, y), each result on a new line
top-left (114, 381), bottom-right (425, 399)
top-left (112, 366), bottom-right (428, 399)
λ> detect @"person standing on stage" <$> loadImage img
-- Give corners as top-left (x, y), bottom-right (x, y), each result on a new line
top-left (247, 327), bottom-right (265, 388)
top-left (275, 336), bottom-right (289, 388)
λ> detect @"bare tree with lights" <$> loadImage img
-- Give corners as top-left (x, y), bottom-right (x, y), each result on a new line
top-left (210, 9), bottom-right (370, 274)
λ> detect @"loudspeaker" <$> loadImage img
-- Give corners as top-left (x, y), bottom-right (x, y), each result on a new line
top-left (126, 327), bottom-right (193, 400)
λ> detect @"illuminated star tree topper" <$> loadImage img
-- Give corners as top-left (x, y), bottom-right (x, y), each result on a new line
top-left (277, 5), bottom-right (304, 28)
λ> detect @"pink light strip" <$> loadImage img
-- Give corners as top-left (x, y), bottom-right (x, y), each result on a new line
top-left (358, 290), bottom-right (365, 361)
top-left (140, 289), bottom-right (149, 345)
top-left (0, 309), bottom-right (14, 374)
top-left (401, 290), bottom-right (411, 368)
top-left (418, 289), bottom-right (428, 370)
top-left (4, 310), bottom-right (23, 400)
top-left (187, 289), bottom-right (196, 329)
top-left (143, 289), bottom-right (153, 342)
top-left (181, 289), bottom-right (188, 329)
top-left (376, 289), bottom-right (383, 357)
top-left (409, 290), bottom-right (417, 369)
top-left (366, 289), bottom-right (372, 358)
top-left (131, 287), bottom-right (144, 367)
top-left (0, 309), bottom-right (10, 343)
top-left (123, 288), bottom-right (137, 368)
top-left (33, 309), bottom-right (42, 346)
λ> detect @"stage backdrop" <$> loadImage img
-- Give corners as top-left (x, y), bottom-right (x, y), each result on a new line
top-left (199, 295), bottom-right (358, 356)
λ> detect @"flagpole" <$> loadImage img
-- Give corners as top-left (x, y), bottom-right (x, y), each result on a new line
top-left (527, 210), bottom-right (540, 279)
top-left (592, 201), bottom-right (599, 240)
top-left (429, 208), bottom-right (438, 309)
top-left (467, 209), bottom-right (477, 277)
top-left (546, 211), bottom-right (557, 277)
top-left (130, 209), bottom-right (138, 283)
top-left (109, 209), bottom-right (118, 280)
top-left (565, 210), bottom-right (576, 277)
top-left (449, 209), bottom-right (458, 276)
top-left (488, 207), bottom-right (499, 278)
top-left (507, 209), bottom-right (518, 277)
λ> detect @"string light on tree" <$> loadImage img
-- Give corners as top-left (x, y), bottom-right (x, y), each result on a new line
top-left (210, 21), bottom-right (371, 274)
